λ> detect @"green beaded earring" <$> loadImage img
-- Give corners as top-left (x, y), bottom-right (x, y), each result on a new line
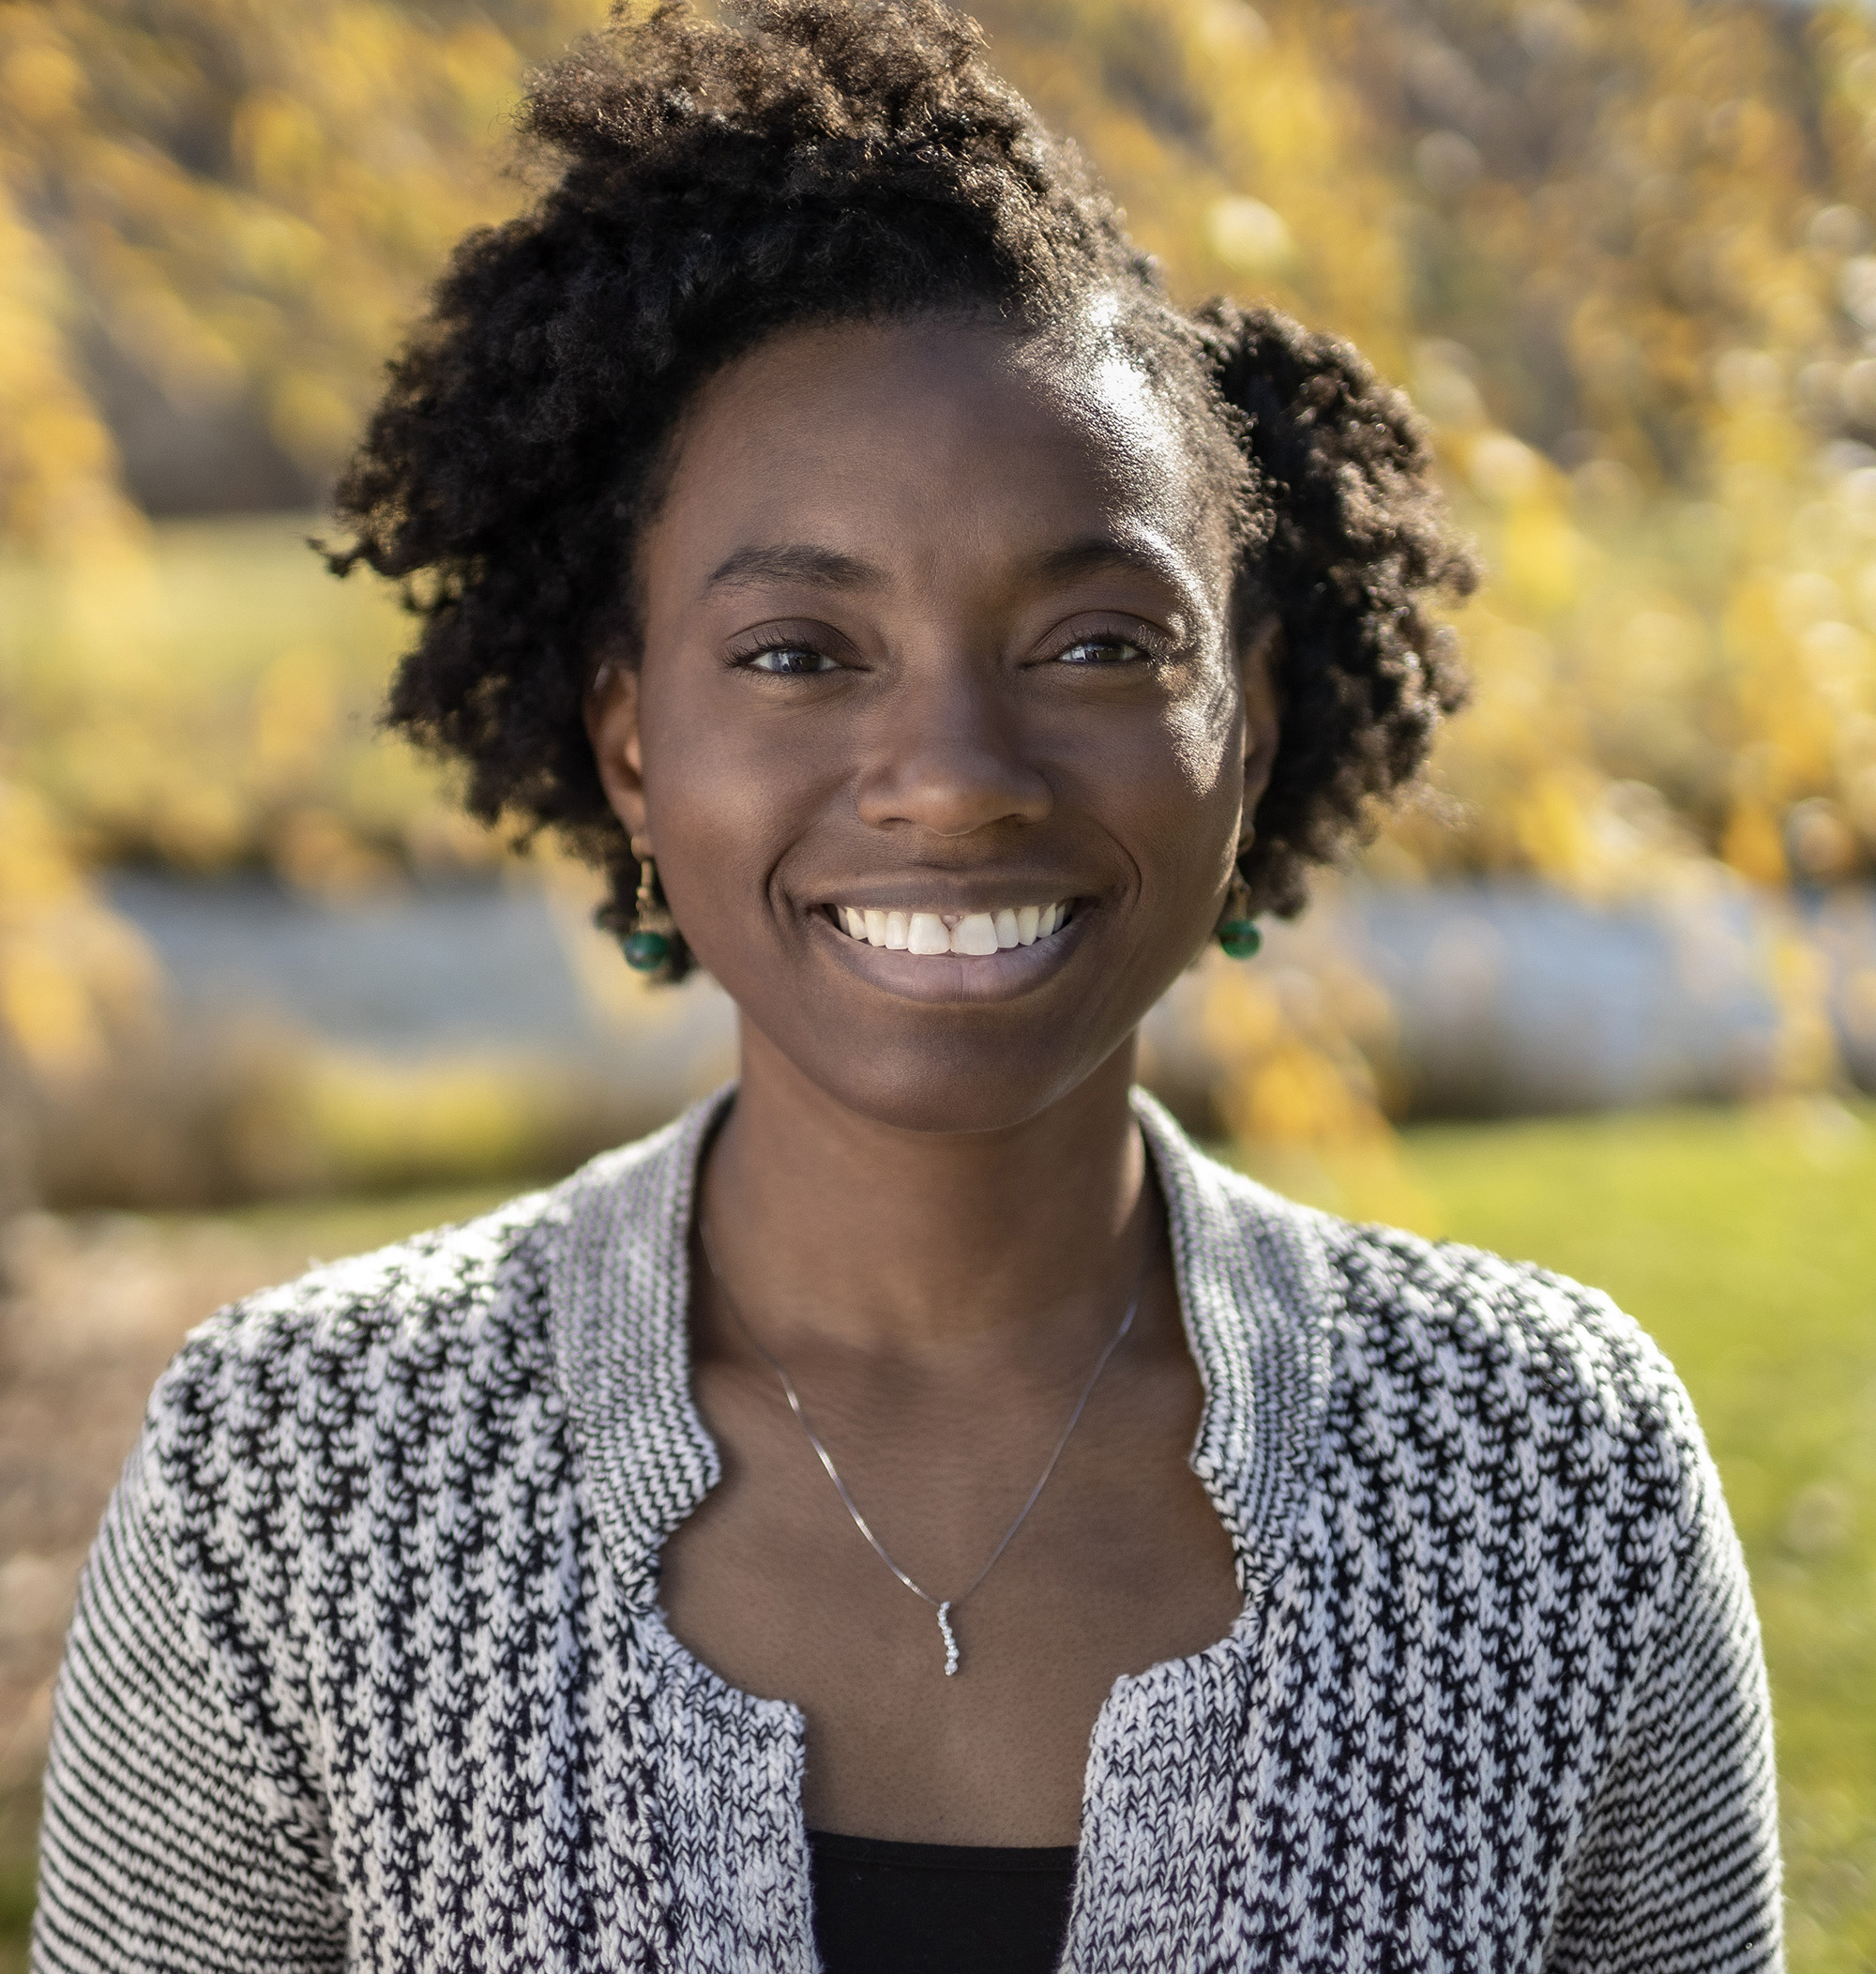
top-left (622, 844), bottom-right (677, 975)
top-left (1217, 865), bottom-right (1262, 959)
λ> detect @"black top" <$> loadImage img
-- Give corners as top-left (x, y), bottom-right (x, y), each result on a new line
top-left (809, 1830), bottom-right (1078, 1974)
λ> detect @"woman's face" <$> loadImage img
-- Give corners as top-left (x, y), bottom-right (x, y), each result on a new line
top-left (588, 315), bottom-right (1278, 1133)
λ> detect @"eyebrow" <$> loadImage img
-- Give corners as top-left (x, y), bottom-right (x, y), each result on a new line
top-left (704, 544), bottom-right (885, 596)
top-left (1027, 536), bottom-right (1188, 592)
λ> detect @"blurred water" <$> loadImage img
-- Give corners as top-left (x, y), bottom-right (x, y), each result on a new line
top-left (108, 872), bottom-right (602, 1050)
top-left (1342, 884), bottom-right (1847, 1114)
top-left (104, 869), bottom-right (742, 1131)
top-left (110, 873), bottom-right (1876, 1117)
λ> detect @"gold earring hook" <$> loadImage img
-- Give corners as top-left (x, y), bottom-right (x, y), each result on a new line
top-left (622, 841), bottom-right (677, 975)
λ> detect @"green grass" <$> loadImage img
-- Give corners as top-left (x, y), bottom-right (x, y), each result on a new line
top-left (3, 1105), bottom-right (1871, 1965)
top-left (0, 1857), bottom-right (31, 1974)
top-left (1240, 1099), bottom-right (1876, 1970)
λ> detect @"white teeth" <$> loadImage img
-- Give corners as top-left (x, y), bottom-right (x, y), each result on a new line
top-left (953, 912), bottom-right (999, 956)
top-left (832, 901), bottom-right (1073, 954)
top-left (907, 912), bottom-right (952, 954)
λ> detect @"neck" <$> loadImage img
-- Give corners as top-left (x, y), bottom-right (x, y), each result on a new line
top-left (699, 1023), bottom-right (1152, 1359)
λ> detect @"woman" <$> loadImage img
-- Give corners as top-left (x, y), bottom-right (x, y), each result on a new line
top-left (35, 3), bottom-right (1779, 1969)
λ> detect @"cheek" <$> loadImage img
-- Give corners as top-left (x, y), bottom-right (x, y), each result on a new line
top-left (1162, 661), bottom-right (1242, 803)
top-left (1128, 664), bottom-right (1243, 925)
top-left (1115, 659), bottom-right (1241, 875)
top-left (631, 662), bottom-right (786, 931)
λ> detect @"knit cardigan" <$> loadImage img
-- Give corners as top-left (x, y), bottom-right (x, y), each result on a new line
top-left (34, 1089), bottom-right (1781, 1973)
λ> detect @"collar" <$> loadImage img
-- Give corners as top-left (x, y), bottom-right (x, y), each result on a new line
top-left (548, 1086), bottom-right (1337, 1608)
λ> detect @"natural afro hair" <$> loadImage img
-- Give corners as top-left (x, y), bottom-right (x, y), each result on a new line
top-left (328, 0), bottom-right (1475, 975)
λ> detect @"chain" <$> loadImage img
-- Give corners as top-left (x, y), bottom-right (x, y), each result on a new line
top-left (699, 1231), bottom-right (1141, 1677)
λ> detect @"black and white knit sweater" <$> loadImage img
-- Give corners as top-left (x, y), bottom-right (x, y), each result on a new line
top-left (34, 1090), bottom-right (1780, 1972)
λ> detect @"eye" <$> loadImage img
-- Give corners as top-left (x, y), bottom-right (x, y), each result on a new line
top-left (1054, 635), bottom-right (1150, 666)
top-left (740, 643), bottom-right (842, 676)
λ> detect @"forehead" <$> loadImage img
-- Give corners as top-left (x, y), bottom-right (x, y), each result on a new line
top-left (642, 315), bottom-right (1230, 599)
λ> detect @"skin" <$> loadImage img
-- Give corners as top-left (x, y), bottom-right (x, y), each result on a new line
top-left (586, 314), bottom-right (1278, 1845)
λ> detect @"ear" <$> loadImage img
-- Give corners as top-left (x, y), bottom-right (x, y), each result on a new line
top-left (1238, 612), bottom-right (1282, 830)
top-left (583, 660), bottom-right (649, 843)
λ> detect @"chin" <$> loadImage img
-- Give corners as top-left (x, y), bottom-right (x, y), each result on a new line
top-left (751, 1006), bottom-right (1140, 1138)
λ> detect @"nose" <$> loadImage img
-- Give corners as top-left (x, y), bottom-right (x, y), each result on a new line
top-left (853, 666), bottom-right (1052, 838)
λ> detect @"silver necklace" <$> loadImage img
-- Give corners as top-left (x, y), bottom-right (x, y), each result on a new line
top-left (701, 1233), bottom-right (1140, 1677)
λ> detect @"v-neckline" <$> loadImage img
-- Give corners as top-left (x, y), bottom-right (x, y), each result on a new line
top-left (545, 1085), bottom-right (1341, 1968)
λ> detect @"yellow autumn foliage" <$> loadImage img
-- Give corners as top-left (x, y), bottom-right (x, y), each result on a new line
top-left (3, 0), bottom-right (1871, 882)
top-left (0, 779), bottom-right (159, 1082)
top-left (3, 0), bottom-right (1873, 888)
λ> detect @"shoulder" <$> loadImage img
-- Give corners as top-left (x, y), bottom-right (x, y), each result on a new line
top-left (1147, 1106), bottom-right (1711, 1544)
top-left (134, 1184), bottom-right (574, 1526)
top-left (1324, 1212), bottom-right (1703, 1493)
top-left (1314, 1212), bottom-right (1719, 1573)
top-left (157, 1095), bottom-right (710, 1402)
top-left (141, 1099), bottom-right (718, 1502)
top-left (156, 1183), bottom-right (567, 1420)
top-left (1180, 1146), bottom-right (1744, 1736)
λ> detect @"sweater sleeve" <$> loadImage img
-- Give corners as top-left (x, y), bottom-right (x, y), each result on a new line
top-left (1544, 1455), bottom-right (1782, 1974)
top-left (31, 1435), bottom-right (346, 1974)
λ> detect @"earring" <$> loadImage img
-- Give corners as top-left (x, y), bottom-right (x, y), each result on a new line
top-left (1217, 860), bottom-right (1262, 960)
top-left (623, 842), bottom-right (677, 975)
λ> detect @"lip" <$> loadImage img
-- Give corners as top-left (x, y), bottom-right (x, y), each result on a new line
top-left (809, 897), bottom-right (1095, 1004)
top-left (814, 885), bottom-right (1084, 915)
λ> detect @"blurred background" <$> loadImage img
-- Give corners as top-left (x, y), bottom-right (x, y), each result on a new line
top-left (1, 0), bottom-right (1873, 1963)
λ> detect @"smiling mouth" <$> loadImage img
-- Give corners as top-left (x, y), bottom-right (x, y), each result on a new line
top-left (825, 901), bottom-right (1076, 957)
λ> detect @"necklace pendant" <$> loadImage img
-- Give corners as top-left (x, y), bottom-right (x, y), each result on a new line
top-left (937, 1601), bottom-right (960, 1677)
